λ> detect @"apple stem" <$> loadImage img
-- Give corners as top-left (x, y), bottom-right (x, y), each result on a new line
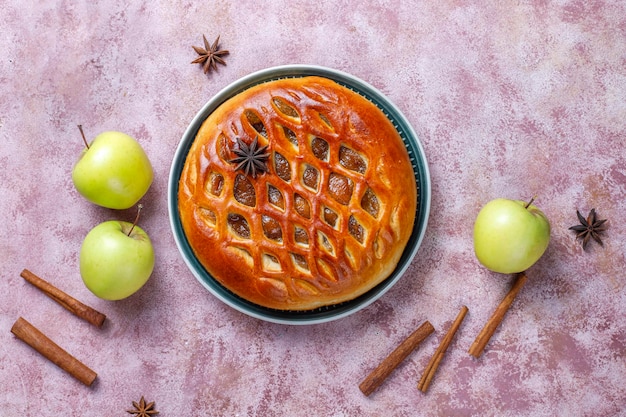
top-left (525, 196), bottom-right (536, 209)
top-left (127, 204), bottom-right (143, 236)
top-left (77, 125), bottom-right (90, 150)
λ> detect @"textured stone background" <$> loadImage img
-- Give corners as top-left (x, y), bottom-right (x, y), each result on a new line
top-left (1, 1), bottom-right (625, 416)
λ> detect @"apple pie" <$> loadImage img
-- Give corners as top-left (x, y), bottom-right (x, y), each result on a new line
top-left (178, 76), bottom-right (417, 310)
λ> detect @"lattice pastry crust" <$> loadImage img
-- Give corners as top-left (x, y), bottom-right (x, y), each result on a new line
top-left (179, 76), bottom-right (417, 310)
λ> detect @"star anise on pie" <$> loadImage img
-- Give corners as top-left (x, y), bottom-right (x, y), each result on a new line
top-left (127, 396), bottom-right (159, 417)
top-left (229, 136), bottom-right (270, 178)
top-left (569, 208), bottom-right (608, 250)
top-left (191, 34), bottom-right (229, 74)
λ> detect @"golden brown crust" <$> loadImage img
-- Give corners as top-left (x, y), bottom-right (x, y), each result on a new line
top-left (178, 76), bottom-right (417, 310)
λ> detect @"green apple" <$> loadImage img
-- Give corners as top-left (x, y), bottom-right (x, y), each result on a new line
top-left (473, 198), bottom-right (550, 274)
top-left (72, 126), bottom-right (153, 209)
top-left (80, 217), bottom-right (155, 300)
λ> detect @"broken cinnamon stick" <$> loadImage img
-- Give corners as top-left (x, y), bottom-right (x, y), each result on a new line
top-left (20, 269), bottom-right (106, 328)
top-left (418, 305), bottom-right (468, 392)
top-left (359, 320), bottom-right (434, 396)
top-left (469, 271), bottom-right (528, 358)
top-left (11, 317), bottom-right (97, 386)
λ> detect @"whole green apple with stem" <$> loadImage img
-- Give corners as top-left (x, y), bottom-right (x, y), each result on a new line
top-left (80, 205), bottom-right (155, 300)
top-left (473, 197), bottom-right (550, 274)
top-left (72, 126), bottom-right (153, 210)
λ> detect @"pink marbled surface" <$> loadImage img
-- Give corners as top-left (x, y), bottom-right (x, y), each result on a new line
top-left (1, 1), bottom-right (625, 416)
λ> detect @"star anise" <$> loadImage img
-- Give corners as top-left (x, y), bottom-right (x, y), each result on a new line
top-left (191, 34), bottom-right (229, 74)
top-left (569, 208), bottom-right (608, 250)
top-left (127, 396), bottom-right (159, 417)
top-left (229, 136), bottom-right (270, 178)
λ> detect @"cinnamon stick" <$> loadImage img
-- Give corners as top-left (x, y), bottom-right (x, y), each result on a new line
top-left (20, 269), bottom-right (106, 328)
top-left (359, 320), bottom-right (434, 396)
top-left (468, 271), bottom-right (528, 358)
top-left (11, 317), bottom-right (97, 386)
top-left (418, 305), bottom-right (468, 392)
